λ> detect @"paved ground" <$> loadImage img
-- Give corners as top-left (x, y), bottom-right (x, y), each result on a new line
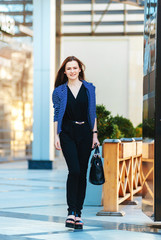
top-left (0, 158), bottom-right (161, 240)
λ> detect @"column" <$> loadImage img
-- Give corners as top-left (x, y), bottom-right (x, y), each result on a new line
top-left (29, 0), bottom-right (56, 169)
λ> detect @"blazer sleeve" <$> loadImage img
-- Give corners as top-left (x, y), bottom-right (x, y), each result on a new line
top-left (52, 88), bottom-right (60, 122)
top-left (93, 84), bottom-right (97, 119)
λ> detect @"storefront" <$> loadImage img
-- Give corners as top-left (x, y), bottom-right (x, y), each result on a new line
top-left (0, 14), bottom-right (33, 161)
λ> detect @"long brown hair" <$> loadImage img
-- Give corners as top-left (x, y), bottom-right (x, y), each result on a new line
top-left (54, 56), bottom-right (86, 88)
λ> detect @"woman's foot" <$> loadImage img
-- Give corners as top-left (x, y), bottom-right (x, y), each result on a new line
top-left (65, 214), bottom-right (75, 228)
top-left (75, 216), bottom-right (83, 229)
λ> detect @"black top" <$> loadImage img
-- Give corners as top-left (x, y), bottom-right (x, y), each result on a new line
top-left (62, 83), bottom-right (88, 122)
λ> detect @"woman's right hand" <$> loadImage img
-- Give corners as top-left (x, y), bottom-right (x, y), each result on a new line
top-left (54, 134), bottom-right (61, 150)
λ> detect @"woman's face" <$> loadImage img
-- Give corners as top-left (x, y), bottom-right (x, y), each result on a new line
top-left (64, 60), bottom-right (81, 81)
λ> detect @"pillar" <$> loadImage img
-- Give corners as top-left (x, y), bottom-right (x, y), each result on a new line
top-left (29, 0), bottom-right (56, 169)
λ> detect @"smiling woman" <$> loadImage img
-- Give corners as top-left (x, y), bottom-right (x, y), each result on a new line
top-left (52, 56), bottom-right (99, 229)
top-left (54, 56), bottom-right (85, 87)
top-left (64, 60), bottom-right (82, 98)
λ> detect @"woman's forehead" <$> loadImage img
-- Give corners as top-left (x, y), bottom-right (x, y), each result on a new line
top-left (65, 60), bottom-right (79, 67)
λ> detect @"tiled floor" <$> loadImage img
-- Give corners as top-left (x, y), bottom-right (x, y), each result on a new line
top-left (0, 159), bottom-right (161, 240)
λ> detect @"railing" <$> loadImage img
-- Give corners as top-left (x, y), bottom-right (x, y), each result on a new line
top-left (101, 139), bottom-right (142, 214)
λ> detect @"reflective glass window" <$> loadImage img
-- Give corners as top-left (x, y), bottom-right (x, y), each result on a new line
top-left (25, 4), bottom-right (33, 11)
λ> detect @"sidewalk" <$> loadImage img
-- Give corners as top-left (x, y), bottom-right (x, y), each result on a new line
top-left (0, 159), bottom-right (161, 240)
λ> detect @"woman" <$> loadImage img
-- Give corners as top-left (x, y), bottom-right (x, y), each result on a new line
top-left (52, 56), bottom-right (100, 229)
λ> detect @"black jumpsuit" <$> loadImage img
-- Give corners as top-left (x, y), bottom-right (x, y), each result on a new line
top-left (59, 83), bottom-right (93, 216)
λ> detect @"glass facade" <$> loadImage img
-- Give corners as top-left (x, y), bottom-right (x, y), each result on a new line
top-left (143, 0), bottom-right (157, 139)
top-left (0, 21), bottom-right (33, 161)
top-left (0, 0), bottom-right (33, 37)
top-left (0, 0), bottom-right (33, 162)
top-left (142, 0), bottom-right (161, 221)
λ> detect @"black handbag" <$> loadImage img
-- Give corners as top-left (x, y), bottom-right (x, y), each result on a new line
top-left (89, 145), bottom-right (105, 185)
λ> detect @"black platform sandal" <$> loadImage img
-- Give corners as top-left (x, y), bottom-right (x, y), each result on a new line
top-left (65, 212), bottom-right (75, 228)
top-left (75, 214), bottom-right (83, 230)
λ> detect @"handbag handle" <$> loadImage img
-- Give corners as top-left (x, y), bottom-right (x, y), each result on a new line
top-left (94, 144), bottom-right (100, 154)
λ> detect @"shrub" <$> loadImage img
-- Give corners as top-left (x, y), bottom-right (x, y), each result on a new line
top-left (110, 124), bottom-right (124, 139)
top-left (96, 105), bottom-right (141, 143)
top-left (135, 123), bottom-right (142, 137)
top-left (96, 105), bottom-right (115, 144)
top-left (112, 115), bottom-right (135, 138)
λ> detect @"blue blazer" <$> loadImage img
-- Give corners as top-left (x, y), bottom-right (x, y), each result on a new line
top-left (52, 80), bottom-right (97, 134)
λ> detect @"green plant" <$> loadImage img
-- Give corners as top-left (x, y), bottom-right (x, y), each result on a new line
top-left (96, 104), bottom-right (115, 144)
top-left (110, 124), bottom-right (124, 139)
top-left (135, 123), bottom-right (142, 137)
top-left (96, 105), bottom-right (142, 142)
top-left (112, 115), bottom-right (135, 138)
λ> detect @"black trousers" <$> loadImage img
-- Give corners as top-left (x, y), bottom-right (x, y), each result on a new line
top-left (59, 120), bottom-right (93, 216)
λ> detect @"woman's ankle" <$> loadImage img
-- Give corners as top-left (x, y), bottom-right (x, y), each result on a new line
top-left (68, 210), bottom-right (75, 216)
top-left (75, 212), bottom-right (81, 217)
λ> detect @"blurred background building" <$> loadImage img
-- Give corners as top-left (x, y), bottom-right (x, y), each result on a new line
top-left (0, 0), bottom-right (144, 163)
top-left (0, 1), bottom-right (33, 161)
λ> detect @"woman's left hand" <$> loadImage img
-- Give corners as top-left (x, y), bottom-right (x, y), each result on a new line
top-left (92, 135), bottom-right (100, 149)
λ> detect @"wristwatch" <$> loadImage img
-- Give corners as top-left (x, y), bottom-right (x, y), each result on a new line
top-left (92, 130), bottom-right (98, 134)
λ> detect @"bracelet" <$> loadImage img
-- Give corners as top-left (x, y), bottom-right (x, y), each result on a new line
top-left (92, 130), bottom-right (98, 134)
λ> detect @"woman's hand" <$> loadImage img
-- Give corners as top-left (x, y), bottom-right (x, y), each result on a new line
top-left (92, 134), bottom-right (100, 149)
top-left (55, 134), bottom-right (61, 150)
